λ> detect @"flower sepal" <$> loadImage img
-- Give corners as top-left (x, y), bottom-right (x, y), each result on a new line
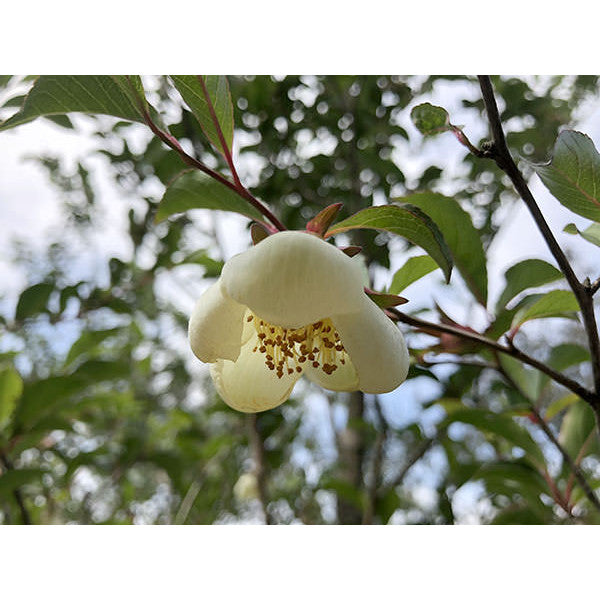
top-left (306, 202), bottom-right (343, 237)
top-left (364, 287), bottom-right (409, 309)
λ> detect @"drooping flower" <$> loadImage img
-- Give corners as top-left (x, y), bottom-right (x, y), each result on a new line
top-left (188, 231), bottom-right (409, 413)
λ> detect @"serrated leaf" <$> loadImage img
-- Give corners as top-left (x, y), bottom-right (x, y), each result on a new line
top-left (326, 203), bottom-right (453, 282)
top-left (402, 193), bottom-right (488, 305)
top-left (563, 222), bottom-right (600, 247)
top-left (389, 255), bottom-right (438, 295)
top-left (0, 366), bottom-right (23, 427)
top-left (496, 259), bottom-right (563, 310)
top-left (533, 130), bottom-right (600, 223)
top-left (511, 289), bottom-right (579, 331)
top-left (156, 170), bottom-right (263, 222)
top-left (443, 407), bottom-right (546, 468)
top-left (410, 103), bottom-right (452, 136)
top-left (15, 282), bottom-right (53, 321)
top-left (170, 75), bottom-right (234, 157)
top-left (0, 76), bottom-right (146, 131)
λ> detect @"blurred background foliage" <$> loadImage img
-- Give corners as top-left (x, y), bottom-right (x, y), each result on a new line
top-left (1, 75), bottom-right (600, 524)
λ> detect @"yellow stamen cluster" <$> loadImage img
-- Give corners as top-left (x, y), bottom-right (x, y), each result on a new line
top-left (247, 314), bottom-right (348, 379)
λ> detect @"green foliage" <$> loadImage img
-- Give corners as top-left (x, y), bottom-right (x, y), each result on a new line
top-left (389, 255), bottom-right (438, 295)
top-left (563, 222), bottom-right (600, 247)
top-left (170, 76), bottom-right (234, 158)
top-left (1, 74), bottom-right (599, 525)
top-left (410, 103), bottom-right (452, 136)
top-left (328, 204), bottom-right (453, 282)
top-left (156, 170), bottom-right (263, 222)
top-left (0, 366), bottom-right (23, 428)
top-left (534, 130), bottom-right (600, 222)
top-left (402, 192), bottom-right (488, 306)
top-left (0, 76), bottom-right (146, 131)
top-left (15, 282), bottom-right (54, 321)
top-left (496, 258), bottom-right (563, 310)
top-left (511, 289), bottom-right (579, 331)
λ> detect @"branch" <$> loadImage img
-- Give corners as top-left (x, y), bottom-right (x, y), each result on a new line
top-left (496, 361), bottom-right (600, 514)
top-left (247, 414), bottom-right (273, 525)
top-left (390, 308), bottom-right (596, 404)
top-left (125, 76), bottom-right (286, 232)
top-left (389, 430), bottom-right (443, 490)
top-left (362, 396), bottom-right (388, 525)
top-left (477, 75), bottom-right (600, 400)
top-left (588, 276), bottom-right (600, 296)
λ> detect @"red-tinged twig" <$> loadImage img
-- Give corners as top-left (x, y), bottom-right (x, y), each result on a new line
top-left (196, 75), bottom-right (242, 188)
top-left (389, 308), bottom-right (596, 404)
top-left (124, 76), bottom-right (286, 232)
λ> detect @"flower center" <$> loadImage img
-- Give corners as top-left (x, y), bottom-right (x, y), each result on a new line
top-left (247, 314), bottom-right (348, 379)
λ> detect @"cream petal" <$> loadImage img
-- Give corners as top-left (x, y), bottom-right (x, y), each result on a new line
top-left (188, 280), bottom-right (247, 363)
top-left (332, 296), bottom-right (409, 394)
top-left (303, 355), bottom-right (360, 392)
top-left (220, 231), bottom-right (366, 329)
top-left (210, 331), bottom-right (301, 413)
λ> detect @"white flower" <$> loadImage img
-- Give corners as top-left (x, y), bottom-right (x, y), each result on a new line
top-left (189, 231), bottom-right (409, 413)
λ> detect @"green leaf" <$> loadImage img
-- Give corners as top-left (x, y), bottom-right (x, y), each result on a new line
top-left (389, 255), bottom-right (438, 295)
top-left (498, 355), bottom-right (543, 402)
top-left (326, 204), bottom-right (453, 283)
top-left (511, 289), bottom-right (579, 331)
top-left (558, 400), bottom-right (600, 459)
top-left (0, 469), bottom-right (45, 497)
top-left (0, 76), bottom-right (147, 131)
top-left (545, 394), bottom-right (580, 421)
top-left (14, 376), bottom-right (89, 427)
top-left (0, 366), bottom-right (23, 428)
top-left (443, 407), bottom-right (546, 468)
top-left (170, 76), bottom-right (234, 157)
top-left (548, 343), bottom-right (590, 372)
top-left (563, 222), bottom-right (600, 247)
top-left (174, 251), bottom-right (224, 277)
top-left (410, 103), bottom-right (452, 136)
top-left (533, 130), bottom-right (600, 223)
top-left (402, 193), bottom-right (488, 305)
top-left (496, 259), bottom-right (563, 310)
top-left (64, 328), bottom-right (123, 368)
top-left (15, 282), bottom-right (53, 321)
top-left (156, 170), bottom-right (263, 223)
top-left (491, 503), bottom-right (552, 524)
top-left (476, 461), bottom-right (549, 516)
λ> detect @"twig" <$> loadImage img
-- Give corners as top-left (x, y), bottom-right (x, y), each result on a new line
top-left (496, 359), bottom-right (600, 514)
top-left (362, 396), bottom-right (388, 524)
top-left (173, 479), bottom-right (202, 525)
top-left (421, 357), bottom-right (497, 370)
top-left (197, 76), bottom-right (242, 188)
top-left (124, 76), bottom-right (286, 232)
top-left (477, 75), bottom-right (600, 406)
top-left (588, 276), bottom-right (600, 296)
top-left (0, 453), bottom-right (31, 525)
top-left (389, 434), bottom-right (440, 490)
top-left (247, 414), bottom-right (273, 525)
top-left (390, 308), bottom-right (596, 404)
